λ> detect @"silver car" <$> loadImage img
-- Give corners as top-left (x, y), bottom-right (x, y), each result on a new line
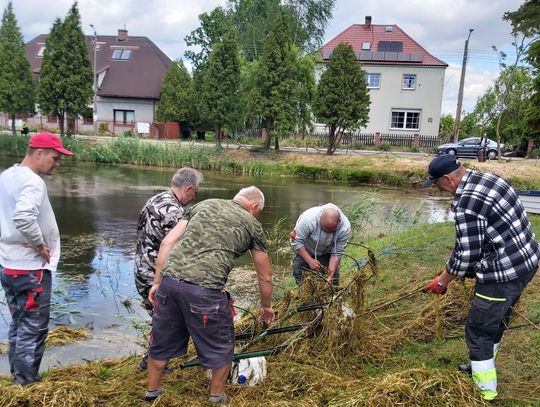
top-left (437, 137), bottom-right (502, 160)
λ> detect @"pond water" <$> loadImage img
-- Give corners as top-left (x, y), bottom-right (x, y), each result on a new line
top-left (0, 156), bottom-right (452, 372)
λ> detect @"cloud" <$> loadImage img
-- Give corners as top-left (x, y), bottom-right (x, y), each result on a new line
top-left (441, 64), bottom-right (498, 115)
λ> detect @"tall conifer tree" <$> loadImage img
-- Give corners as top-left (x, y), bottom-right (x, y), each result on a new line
top-left (313, 43), bottom-right (370, 155)
top-left (156, 60), bottom-right (194, 125)
top-left (200, 29), bottom-right (240, 147)
top-left (37, 2), bottom-right (92, 135)
top-left (0, 1), bottom-right (34, 135)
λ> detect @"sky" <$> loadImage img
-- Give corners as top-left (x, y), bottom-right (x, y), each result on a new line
top-left (1, 0), bottom-right (527, 116)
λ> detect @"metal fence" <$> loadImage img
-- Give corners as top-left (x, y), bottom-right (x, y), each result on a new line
top-left (236, 129), bottom-right (440, 148)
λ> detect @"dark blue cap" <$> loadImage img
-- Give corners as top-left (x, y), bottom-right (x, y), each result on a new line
top-left (421, 154), bottom-right (461, 188)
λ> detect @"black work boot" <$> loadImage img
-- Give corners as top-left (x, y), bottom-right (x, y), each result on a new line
top-left (458, 361), bottom-right (472, 376)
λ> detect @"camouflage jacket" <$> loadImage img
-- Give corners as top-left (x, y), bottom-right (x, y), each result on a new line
top-left (134, 190), bottom-right (185, 285)
top-left (162, 199), bottom-right (267, 289)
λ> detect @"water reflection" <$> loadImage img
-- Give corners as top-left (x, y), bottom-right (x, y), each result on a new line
top-left (0, 157), bottom-right (452, 365)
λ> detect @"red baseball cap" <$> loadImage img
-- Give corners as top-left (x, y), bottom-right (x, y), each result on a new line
top-left (29, 132), bottom-right (74, 156)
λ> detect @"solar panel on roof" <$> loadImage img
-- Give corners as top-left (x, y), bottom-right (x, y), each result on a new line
top-left (378, 41), bottom-right (391, 52)
top-left (397, 53), bottom-right (410, 61)
top-left (410, 53), bottom-right (423, 62)
top-left (372, 51), bottom-right (385, 61)
top-left (391, 41), bottom-right (403, 52)
top-left (359, 51), bottom-right (372, 60)
top-left (384, 52), bottom-right (398, 61)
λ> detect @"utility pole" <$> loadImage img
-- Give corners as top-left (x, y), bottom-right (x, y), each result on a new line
top-left (452, 28), bottom-right (474, 143)
top-left (90, 24), bottom-right (98, 134)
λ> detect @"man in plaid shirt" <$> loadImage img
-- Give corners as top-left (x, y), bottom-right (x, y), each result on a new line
top-left (422, 154), bottom-right (539, 403)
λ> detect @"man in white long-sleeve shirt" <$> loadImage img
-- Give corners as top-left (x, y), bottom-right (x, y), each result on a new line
top-left (290, 204), bottom-right (351, 285)
top-left (0, 132), bottom-right (73, 385)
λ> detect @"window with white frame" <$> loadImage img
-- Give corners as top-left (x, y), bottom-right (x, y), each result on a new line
top-left (390, 109), bottom-right (421, 130)
top-left (365, 73), bottom-right (381, 89)
top-left (362, 42), bottom-right (371, 50)
top-left (114, 109), bottom-right (135, 124)
top-left (37, 45), bottom-right (45, 57)
top-left (402, 74), bottom-right (416, 89)
top-left (111, 49), bottom-right (132, 60)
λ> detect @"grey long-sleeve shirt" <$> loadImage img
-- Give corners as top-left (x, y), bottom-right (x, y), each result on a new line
top-left (0, 165), bottom-right (60, 271)
top-left (291, 203), bottom-right (350, 258)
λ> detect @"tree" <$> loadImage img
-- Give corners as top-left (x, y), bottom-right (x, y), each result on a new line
top-left (313, 43), bottom-right (370, 155)
top-left (525, 41), bottom-right (540, 139)
top-left (439, 114), bottom-right (454, 141)
top-left (504, 0), bottom-right (540, 38)
top-left (184, 7), bottom-right (231, 69)
top-left (156, 60), bottom-right (194, 125)
top-left (285, 0), bottom-right (336, 53)
top-left (37, 2), bottom-right (93, 135)
top-left (504, 0), bottom-right (540, 140)
top-left (253, 8), bottom-right (301, 151)
top-left (0, 2), bottom-right (34, 135)
top-left (295, 52), bottom-right (317, 134)
top-left (472, 66), bottom-right (533, 151)
top-left (200, 29), bottom-right (240, 147)
top-left (186, 0), bottom-right (336, 63)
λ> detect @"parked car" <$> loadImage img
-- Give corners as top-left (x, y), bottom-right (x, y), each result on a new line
top-left (437, 137), bottom-right (503, 160)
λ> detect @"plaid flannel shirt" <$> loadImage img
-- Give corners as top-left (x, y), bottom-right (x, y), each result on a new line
top-left (446, 170), bottom-right (539, 283)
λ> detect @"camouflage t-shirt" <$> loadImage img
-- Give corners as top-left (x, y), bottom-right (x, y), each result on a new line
top-left (162, 199), bottom-right (267, 289)
top-left (134, 190), bottom-right (185, 290)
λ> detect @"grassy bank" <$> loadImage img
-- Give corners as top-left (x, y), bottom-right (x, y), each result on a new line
top-left (1, 218), bottom-right (539, 406)
top-left (6, 135), bottom-right (540, 189)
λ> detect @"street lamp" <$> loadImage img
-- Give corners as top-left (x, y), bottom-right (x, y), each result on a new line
top-left (90, 24), bottom-right (98, 133)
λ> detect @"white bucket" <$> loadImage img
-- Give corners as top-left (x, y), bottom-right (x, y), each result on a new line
top-left (232, 356), bottom-right (267, 386)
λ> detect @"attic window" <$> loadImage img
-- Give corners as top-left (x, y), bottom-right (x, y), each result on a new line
top-left (385, 25), bottom-right (393, 32)
top-left (112, 49), bottom-right (131, 60)
top-left (37, 46), bottom-right (45, 57)
top-left (362, 42), bottom-right (371, 50)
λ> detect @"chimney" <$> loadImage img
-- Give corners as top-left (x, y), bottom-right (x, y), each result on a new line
top-left (365, 16), bottom-right (372, 27)
top-left (117, 28), bottom-right (128, 41)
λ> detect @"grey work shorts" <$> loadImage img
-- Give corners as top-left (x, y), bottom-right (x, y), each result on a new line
top-left (149, 276), bottom-right (234, 369)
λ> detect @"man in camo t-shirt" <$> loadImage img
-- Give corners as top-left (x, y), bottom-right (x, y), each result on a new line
top-left (134, 167), bottom-right (203, 370)
top-left (143, 186), bottom-right (274, 404)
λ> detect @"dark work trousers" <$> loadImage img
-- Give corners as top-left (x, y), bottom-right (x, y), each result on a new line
top-left (465, 266), bottom-right (538, 361)
top-left (0, 266), bottom-right (52, 385)
top-left (292, 252), bottom-right (340, 286)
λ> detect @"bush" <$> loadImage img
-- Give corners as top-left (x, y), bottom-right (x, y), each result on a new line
top-left (377, 142), bottom-right (392, 151)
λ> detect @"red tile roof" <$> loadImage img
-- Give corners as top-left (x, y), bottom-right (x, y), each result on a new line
top-left (321, 24), bottom-right (447, 67)
top-left (25, 32), bottom-right (171, 100)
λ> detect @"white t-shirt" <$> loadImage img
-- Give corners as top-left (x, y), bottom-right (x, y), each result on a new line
top-left (0, 164), bottom-right (60, 271)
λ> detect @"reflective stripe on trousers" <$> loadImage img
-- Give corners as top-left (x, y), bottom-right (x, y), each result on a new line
top-left (471, 359), bottom-right (497, 401)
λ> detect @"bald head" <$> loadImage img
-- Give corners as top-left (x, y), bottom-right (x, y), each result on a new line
top-left (320, 208), bottom-right (340, 233)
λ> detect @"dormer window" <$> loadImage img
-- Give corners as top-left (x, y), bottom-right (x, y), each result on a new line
top-left (362, 42), bottom-right (371, 50)
top-left (112, 49), bottom-right (131, 60)
top-left (385, 25), bottom-right (393, 32)
top-left (37, 45), bottom-right (45, 58)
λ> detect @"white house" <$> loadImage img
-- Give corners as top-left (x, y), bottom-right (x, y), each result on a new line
top-left (317, 16), bottom-right (447, 138)
top-left (23, 29), bottom-right (171, 135)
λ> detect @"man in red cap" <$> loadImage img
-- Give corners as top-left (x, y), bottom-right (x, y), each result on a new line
top-left (0, 132), bottom-right (73, 385)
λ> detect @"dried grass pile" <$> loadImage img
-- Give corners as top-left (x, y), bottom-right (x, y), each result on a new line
top-left (329, 367), bottom-right (486, 407)
top-left (45, 325), bottom-right (91, 348)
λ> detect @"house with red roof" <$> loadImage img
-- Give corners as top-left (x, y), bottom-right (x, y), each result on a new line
top-left (318, 16), bottom-right (447, 137)
top-left (24, 29), bottom-right (171, 134)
